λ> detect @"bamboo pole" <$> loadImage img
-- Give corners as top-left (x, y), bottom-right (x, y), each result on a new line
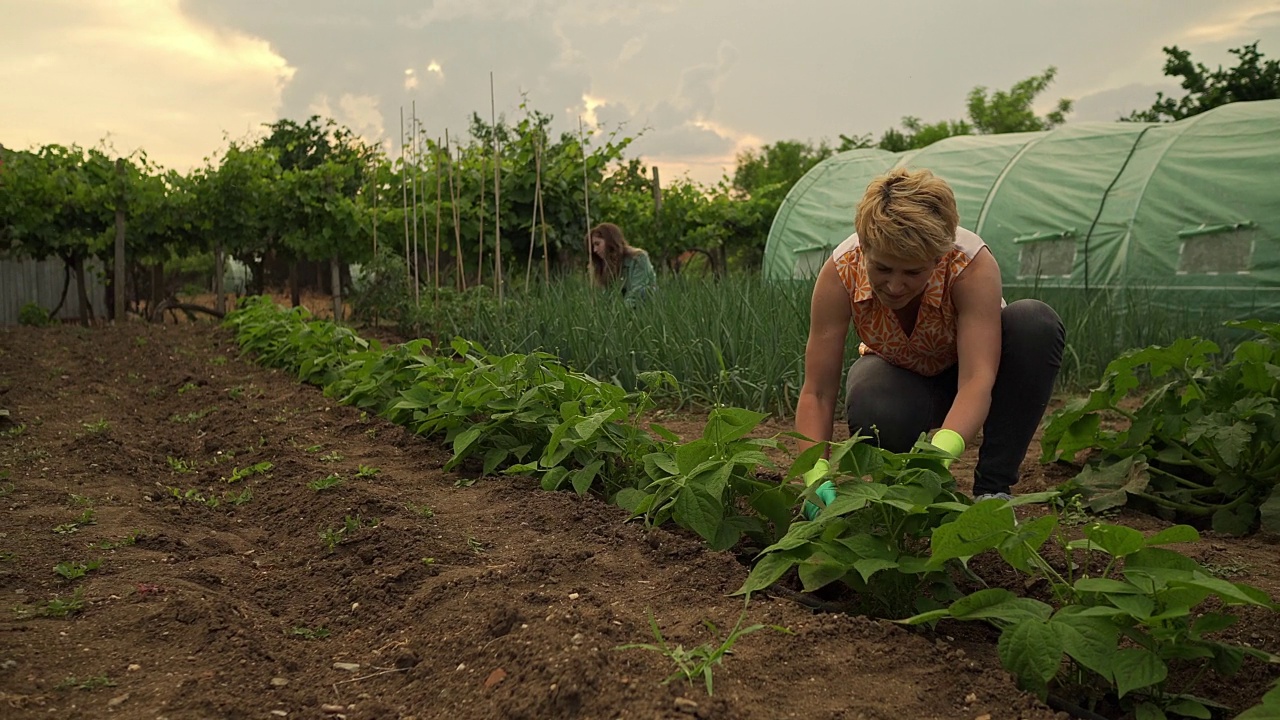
top-left (400, 107), bottom-right (410, 289)
top-left (525, 127), bottom-right (542, 290)
top-left (433, 136), bottom-right (443, 298)
top-left (452, 144), bottom-right (467, 292)
top-left (579, 115), bottom-right (591, 248)
top-left (410, 104), bottom-right (421, 305)
top-left (476, 135), bottom-right (486, 289)
top-left (490, 71), bottom-right (503, 304)
top-left (538, 131), bottom-right (549, 284)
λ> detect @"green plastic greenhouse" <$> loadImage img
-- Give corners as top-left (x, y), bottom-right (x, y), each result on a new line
top-left (763, 100), bottom-right (1280, 316)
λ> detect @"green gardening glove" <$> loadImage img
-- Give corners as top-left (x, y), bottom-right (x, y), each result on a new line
top-left (929, 429), bottom-right (965, 468)
top-left (801, 458), bottom-right (836, 520)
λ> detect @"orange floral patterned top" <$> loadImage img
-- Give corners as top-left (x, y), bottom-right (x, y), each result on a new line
top-left (832, 228), bottom-right (989, 377)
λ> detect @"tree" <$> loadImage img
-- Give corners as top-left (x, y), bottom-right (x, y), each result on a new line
top-left (1127, 42), bottom-right (1280, 122)
top-left (873, 116), bottom-right (974, 152)
top-left (731, 140), bottom-right (833, 201)
top-left (967, 66), bottom-right (1073, 134)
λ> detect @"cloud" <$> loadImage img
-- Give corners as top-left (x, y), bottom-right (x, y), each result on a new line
top-left (307, 93), bottom-right (386, 146)
top-left (1068, 83), bottom-right (1181, 122)
top-left (1182, 3), bottom-right (1280, 43)
top-left (0, 0), bottom-right (293, 169)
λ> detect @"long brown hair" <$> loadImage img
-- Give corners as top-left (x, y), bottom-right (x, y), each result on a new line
top-left (587, 222), bottom-right (637, 287)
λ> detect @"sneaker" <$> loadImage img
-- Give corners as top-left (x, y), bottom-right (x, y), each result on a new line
top-left (974, 492), bottom-right (1014, 503)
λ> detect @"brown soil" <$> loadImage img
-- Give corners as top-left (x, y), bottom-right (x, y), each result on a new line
top-left (0, 320), bottom-right (1276, 720)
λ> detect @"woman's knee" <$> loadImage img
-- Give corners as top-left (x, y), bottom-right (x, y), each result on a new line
top-left (1002, 300), bottom-right (1065, 361)
top-left (844, 357), bottom-right (937, 452)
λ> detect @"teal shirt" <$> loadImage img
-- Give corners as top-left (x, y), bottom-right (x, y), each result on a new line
top-left (621, 251), bottom-right (657, 306)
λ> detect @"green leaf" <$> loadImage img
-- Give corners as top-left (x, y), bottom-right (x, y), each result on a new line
top-left (852, 558), bottom-right (899, 583)
top-left (997, 515), bottom-right (1056, 573)
top-left (1106, 593), bottom-right (1155, 620)
top-left (613, 488), bottom-right (651, 515)
top-left (574, 409), bottom-right (614, 440)
top-left (1145, 525), bottom-right (1200, 546)
top-left (570, 460), bottom-right (604, 497)
top-left (702, 407), bottom-right (767, 444)
top-left (1163, 699), bottom-right (1210, 719)
top-left (1049, 609), bottom-right (1119, 681)
top-left (481, 447), bottom-right (507, 476)
top-left (1074, 577), bottom-right (1142, 594)
top-left (1212, 503), bottom-right (1257, 536)
top-left (949, 588), bottom-right (1052, 624)
top-left (1071, 455), bottom-right (1151, 513)
top-left (1112, 647), bottom-right (1167, 698)
top-left (1084, 523), bottom-right (1146, 558)
top-left (1260, 486), bottom-right (1280, 535)
top-left (648, 423), bottom-right (680, 443)
top-left (734, 553), bottom-right (798, 596)
top-left (798, 558), bottom-right (848, 592)
top-left (1191, 612), bottom-right (1239, 638)
top-left (997, 620), bottom-right (1062, 698)
top-left (539, 466), bottom-right (569, 492)
top-left (452, 426), bottom-right (483, 457)
top-left (672, 487), bottom-right (724, 543)
top-left (1133, 702), bottom-right (1166, 720)
top-left (930, 500), bottom-right (1015, 565)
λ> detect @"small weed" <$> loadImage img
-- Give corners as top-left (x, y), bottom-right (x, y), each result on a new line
top-left (421, 557), bottom-right (436, 565)
top-left (167, 456), bottom-right (197, 474)
top-left (408, 503), bottom-right (434, 519)
top-left (56, 674), bottom-right (115, 691)
top-left (467, 537), bottom-right (486, 554)
top-left (2, 423), bottom-right (26, 438)
top-left (147, 386), bottom-right (166, 399)
top-left (290, 626), bottom-right (330, 640)
top-left (94, 531), bottom-right (143, 550)
top-left (223, 461), bottom-right (273, 483)
top-left (68, 493), bottom-right (93, 507)
top-left (364, 427), bottom-right (378, 439)
top-left (210, 355), bottom-right (228, 366)
top-left (0, 482), bottom-right (14, 498)
top-left (319, 451), bottom-right (344, 463)
top-left (320, 515), bottom-right (378, 552)
top-left (225, 488), bottom-right (254, 506)
top-left (308, 473), bottom-right (343, 491)
top-left (15, 588), bottom-right (86, 619)
top-left (617, 608), bottom-right (791, 696)
top-left (53, 509), bottom-right (96, 534)
top-left (303, 444), bottom-right (323, 453)
top-left (169, 407), bottom-right (217, 424)
top-left (227, 386), bottom-right (245, 400)
top-left (319, 527), bottom-right (343, 552)
top-left (82, 419), bottom-right (109, 434)
top-left (177, 382), bottom-right (198, 395)
top-left (27, 448), bottom-right (50, 461)
top-left (133, 335), bottom-right (148, 347)
top-left (355, 464), bottom-right (380, 478)
top-left (54, 559), bottom-right (103, 581)
top-left (0, 552), bottom-right (15, 561)
top-left (126, 372), bottom-right (142, 382)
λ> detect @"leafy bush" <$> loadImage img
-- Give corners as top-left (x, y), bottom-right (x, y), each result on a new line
top-left (18, 302), bottom-right (54, 327)
top-left (734, 436), bottom-right (971, 619)
top-left (913, 501), bottom-right (1279, 718)
top-left (1041, 320), bottom-right (1280, 535)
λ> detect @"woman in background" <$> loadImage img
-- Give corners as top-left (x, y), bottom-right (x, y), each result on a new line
top-left (588, 223), bottom-right (657, 307)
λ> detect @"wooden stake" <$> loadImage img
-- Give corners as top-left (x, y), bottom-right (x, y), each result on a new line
top-left (400, 107), bottom-right (410, 289)
top-left (579, 115), bottom-right (591, 249)
top-left (476, 132), bottom-right (486, 289)
top-left (525, 126), bottom-right (543, 290)
top-left (410, 104), bottom-right (421, 304)
top-left (452, 144), bottom-right (467, 292)
top-left (434, 136), bottom-right (443, 299)
top-left (491, 71), bottom-right (502, 303)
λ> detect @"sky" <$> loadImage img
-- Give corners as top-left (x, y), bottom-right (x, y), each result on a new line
top-left (3, 0), bottom-right (1279, 185)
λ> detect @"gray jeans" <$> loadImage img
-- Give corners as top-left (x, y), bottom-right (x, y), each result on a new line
top-left (844, 299), bottom-right (1065, 495)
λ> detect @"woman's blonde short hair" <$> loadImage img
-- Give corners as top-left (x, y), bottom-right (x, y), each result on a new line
top-left (854, 168), bottom-right (959, 261)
